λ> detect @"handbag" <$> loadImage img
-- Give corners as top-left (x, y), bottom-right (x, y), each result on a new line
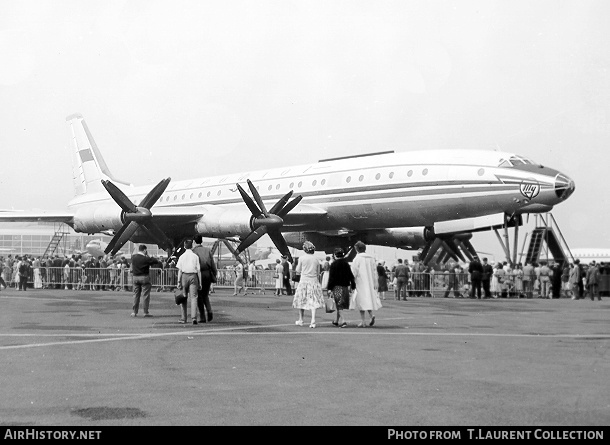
top-left (349, 290), bottom-right (357, 310)
top-left (325, 296), bottom-right (336, 313)
top-left (174, 289), bottom-right (187, 305)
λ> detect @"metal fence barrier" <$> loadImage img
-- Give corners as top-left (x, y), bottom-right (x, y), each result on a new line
top-left (4, 268), bottom-right (570, 298)
top-left (5, 267), bottom-right (280, 293)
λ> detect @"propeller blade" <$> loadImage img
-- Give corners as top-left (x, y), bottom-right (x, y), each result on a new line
top-left (108, 221), bottom-right (140, 255)
top-left (236, 183), bottom-right (263, 217)
top-left (101, 180), bottom-right (137, 213)
top-left (140, 177), bottom-right (171, 209)
top-left (104, 223), bottom-right (129, 254)
top-left (277, 195), bottom-right (303, 218)
top-left (269, 190), bottom-right (293, 215)
top-left (237, 226), bottom-right (268, 253)
top-left (247, 179), bottom-right (269, 216)
top-left (141, 221), bottom-right (173, 251)
top-left (268, 229), bottom-right (292, 262)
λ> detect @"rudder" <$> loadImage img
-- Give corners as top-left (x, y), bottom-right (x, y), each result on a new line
top-left (66, 113), bottom-right (130, 196)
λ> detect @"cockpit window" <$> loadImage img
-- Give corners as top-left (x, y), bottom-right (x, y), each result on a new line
top-left (499, 155), bottom-right (536, 167)
top-left (510, 155), bottom-right (534, 165)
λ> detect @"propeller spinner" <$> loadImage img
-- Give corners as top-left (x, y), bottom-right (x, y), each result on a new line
top-left (101, 178), bottom-right (173, 255)
top-left (236, 179), bottom-right (302, 262)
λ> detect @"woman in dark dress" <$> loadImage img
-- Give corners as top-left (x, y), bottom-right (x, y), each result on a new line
top-left (326, 247), bottom-right (356, 328)
top-left (377, 262), bottom-right (388, 299)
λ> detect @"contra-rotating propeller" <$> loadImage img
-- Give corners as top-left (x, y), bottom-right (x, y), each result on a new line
top-left (236, 179), bottom-right (302, 262)
top-left (101, 178), bottom-right (173, 255)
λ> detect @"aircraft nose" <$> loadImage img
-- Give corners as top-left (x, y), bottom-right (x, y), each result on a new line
top-left (555, 173), bottom-right (575, 201)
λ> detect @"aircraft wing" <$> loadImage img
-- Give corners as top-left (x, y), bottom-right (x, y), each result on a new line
top-left (0, 210), bottom-right (75, 224)
top-left (147, 206), bottom-right (206, 224)
top-left (281, 204), bottom-right (327, 227)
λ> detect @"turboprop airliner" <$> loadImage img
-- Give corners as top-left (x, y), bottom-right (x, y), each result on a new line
top-left (0, 114), bottom-right (575, 262)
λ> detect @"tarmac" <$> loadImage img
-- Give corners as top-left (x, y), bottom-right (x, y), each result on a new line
top-left (0, 286), bottom-right (608, 426)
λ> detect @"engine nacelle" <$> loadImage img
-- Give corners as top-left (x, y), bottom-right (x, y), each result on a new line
top-left (73, 204), bottom-right (123, 234)
top-left (361, 227), bottom-right (434, 248)
top-left (283, 227), bottom-right (434, 252)
top-left (194, 206), bottom-right (254, 238)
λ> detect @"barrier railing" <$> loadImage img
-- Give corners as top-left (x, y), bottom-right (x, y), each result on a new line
top-left (3, 268), bottom-right (565, 298)
top-left (5, 267), bottom-right (279, 293)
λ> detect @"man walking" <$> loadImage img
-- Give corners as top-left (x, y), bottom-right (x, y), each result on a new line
top-left (538, 262), bottom-right (552, 299)
top-left (481, 257), bottom-right (494, 299)
top-left (281, 256), bottom-right (292, 296)
top-left (586, 261), bottom-right (601, 301)
top-left (193, 235), bottom-right (217, 323)
top-left (468, 256), bottom-right (483, 299)
top-left (522, 261), bottom-right (534, 298)
top-left (394, 259), bottom-right (409, 300)
top-left (130, 244), bottom-right (161, 317)
top-left (176, 239), bottom-right (202, 324)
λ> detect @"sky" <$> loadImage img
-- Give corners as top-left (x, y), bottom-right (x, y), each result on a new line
top-left (0, 0), bottom-right (609, 263)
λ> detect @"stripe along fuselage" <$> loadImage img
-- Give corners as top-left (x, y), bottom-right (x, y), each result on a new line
top-left (68, 149), bottom-right (574, 240)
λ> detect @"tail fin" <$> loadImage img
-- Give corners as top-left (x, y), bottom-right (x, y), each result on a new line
top-left (66, 113), bottom-right (131, 196)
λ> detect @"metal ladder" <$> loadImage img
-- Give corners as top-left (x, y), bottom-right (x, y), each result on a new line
top-left (42, 224), bottom-right (70, 257)
top-left (523, 214), bottom-right (574, 265)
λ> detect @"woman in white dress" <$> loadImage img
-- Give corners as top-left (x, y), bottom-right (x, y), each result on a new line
top-left (490, 263), bottom-right (499, 297)
top-left (274, 259), bottom-right (284, 295)
top-left (495, 263), bottom-right (507, 297)
top-left (33, 257), bottom-right (43, 289)
top-left (292, 241), bottom-right (324, 328)
top-left (350, 241), bottom-right (382, 327)
top-left (320, 256), bottom-right (330, 293)
top-left (512, 263), bottom-right (524, 298)
top-left (13, 258), bottom-right (20, 289)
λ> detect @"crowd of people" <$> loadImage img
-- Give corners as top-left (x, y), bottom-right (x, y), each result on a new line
top-left (1, 246), bottom-right (604, 329)
top-left (0, 253), bottom-right (136, 292)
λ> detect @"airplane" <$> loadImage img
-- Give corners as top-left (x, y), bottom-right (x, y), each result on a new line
top-left (84, 239), bottom-right (125, 259)
top-left (0, 114), bottom-right (575, 263)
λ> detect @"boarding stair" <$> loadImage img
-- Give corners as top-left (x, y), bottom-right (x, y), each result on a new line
top-left (211, 239), bottom-right (250, 268)
top-left (42, 224), bottom-right (70, 257)
top-left (523, 214), bottom-right (573, 265)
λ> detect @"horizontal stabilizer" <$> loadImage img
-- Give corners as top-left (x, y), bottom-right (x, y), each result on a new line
top-left (0, 210), bottom-right (74, 225)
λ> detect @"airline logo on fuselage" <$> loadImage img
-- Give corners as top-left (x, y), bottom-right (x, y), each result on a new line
top-left (520, 179), bottom-right (540, 199)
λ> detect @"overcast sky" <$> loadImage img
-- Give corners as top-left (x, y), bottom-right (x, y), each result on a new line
top-left (1, 0), bottom-right (608, 262)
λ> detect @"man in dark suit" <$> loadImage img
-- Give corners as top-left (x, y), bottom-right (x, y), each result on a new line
top-left (281, 256), bottom-right (292, 295)
top-left (193, 235), bottom-right (218, 322)
top-left (481, 257), bottom-right (494, 299)
top-left (468, 256), bottom-right (483, 299)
